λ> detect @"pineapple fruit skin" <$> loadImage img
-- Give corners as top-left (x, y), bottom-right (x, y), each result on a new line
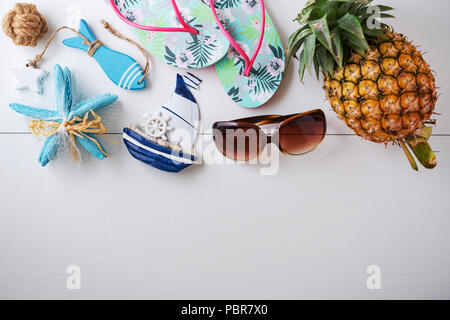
top-left (324, 31), bottom-right (437, 144)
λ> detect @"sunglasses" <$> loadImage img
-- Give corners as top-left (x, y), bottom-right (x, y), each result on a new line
top-left (212, 109), bottom-right (327, 161)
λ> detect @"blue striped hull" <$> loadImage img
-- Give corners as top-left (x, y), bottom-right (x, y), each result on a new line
top-left (123, 128), bottom-right (196, 173)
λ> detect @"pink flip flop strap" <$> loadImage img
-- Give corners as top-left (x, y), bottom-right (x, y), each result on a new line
top-left (108, 0), bottom-right (199, 35)
top-left (209, 0), bottom-right (266, 77)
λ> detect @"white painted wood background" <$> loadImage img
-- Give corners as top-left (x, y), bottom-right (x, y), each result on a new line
top-left (0, 0), bottom-right (449, 299)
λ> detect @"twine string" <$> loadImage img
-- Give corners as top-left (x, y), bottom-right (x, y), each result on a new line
top-left (100, 19), bottom-right (149, 85)
top-left (28, 110), bottom-right (118, 162)
top-left (26, 25), bottom-right (94, 67)
top-left (26, 21), bottom-right (150, 85)
top-left (86, 39), bottom-right (103, 57)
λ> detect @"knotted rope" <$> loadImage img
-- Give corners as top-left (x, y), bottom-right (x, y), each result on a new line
top-left (2, 3), bottom-right (48, 47)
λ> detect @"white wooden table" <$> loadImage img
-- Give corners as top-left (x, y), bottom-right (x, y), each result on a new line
top-left (0, 0), bottom-right (449, 299)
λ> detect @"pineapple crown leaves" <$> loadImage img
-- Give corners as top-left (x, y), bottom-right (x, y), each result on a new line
top-left (286, 0), bottom-right (395, 81)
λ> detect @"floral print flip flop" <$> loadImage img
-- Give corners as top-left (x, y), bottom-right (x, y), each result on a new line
top-left (209, 0), bottom-right (285, 108)
top-left (109, 0), bottom-right (230, 69)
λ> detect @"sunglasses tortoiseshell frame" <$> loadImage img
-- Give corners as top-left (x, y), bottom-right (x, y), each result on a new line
top-left (212, 109), bottom-right (327, 159)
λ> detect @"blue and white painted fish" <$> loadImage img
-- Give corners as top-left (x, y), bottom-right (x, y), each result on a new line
top-left (63, 19), bottom-right (146, 90)
top-left (123, 73), bottom-right (201, 173)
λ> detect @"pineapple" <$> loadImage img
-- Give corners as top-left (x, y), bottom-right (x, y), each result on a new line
top-left (287, 0), bottom-right (438, 170)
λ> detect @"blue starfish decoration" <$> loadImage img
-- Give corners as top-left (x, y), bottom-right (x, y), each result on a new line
top-left (9, 64), bottom-right (118, 167)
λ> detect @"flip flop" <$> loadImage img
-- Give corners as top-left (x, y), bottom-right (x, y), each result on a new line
top-left (209, 0), bottom-right (285, 108)
top-left (108, 0), bottom-right (230, 69)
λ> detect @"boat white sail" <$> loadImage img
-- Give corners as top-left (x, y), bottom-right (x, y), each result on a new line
top-left (123, 73), bottom-right (201, 173)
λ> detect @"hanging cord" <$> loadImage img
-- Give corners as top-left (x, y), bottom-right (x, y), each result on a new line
top-left (26, 26), bottom-right (90, 67)
top-left (100, 20), bottom-right (149, 85)
top-left (26, 21), bottom-right (149, 85)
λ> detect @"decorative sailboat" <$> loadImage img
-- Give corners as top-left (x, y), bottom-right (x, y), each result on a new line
top-left (123, 73), bottom-right (201, 172)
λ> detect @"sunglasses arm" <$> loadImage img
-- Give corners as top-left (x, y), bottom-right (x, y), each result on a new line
top-left (218, 110), bottom-right (326, 129)
top-left (231, 115), bottom-right (283, 126)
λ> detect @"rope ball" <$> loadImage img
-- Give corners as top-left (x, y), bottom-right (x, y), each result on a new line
top-left (2, 3), bottom-right (48, 47)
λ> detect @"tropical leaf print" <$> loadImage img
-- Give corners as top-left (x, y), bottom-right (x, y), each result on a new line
top-left (247, 45), bottom-right (284, 95)
top-left (228, 87), bottom-right (243, 103)
top-left (134, 13), bottom-right (168, 58)
top-left (214, 0), bottom-right (241, 10)
top-left (187, 33), bottom-right (218, 68)
top-left (241, 19), bottom-right (281, 47)
top-left (118, 0), bottom-right (230, 69)
top-left (213, 0), bottom-right (285, 107)
top-left (114, 0), bottom-right (140, 11)
top-left (216, 59), bottom-right (239, 86)
top-left (191, 1), bottom-right (215, 25)
top-left (136, 30), bottom-right (166, 58)
top-left (164, 47), bottom-right (177, 66)
top-left (240, 24), bottom-right (260, 45)
top-left (250, 64), bottom-right (281, 95)
top-left (270, 44), bottom-right (284, 60)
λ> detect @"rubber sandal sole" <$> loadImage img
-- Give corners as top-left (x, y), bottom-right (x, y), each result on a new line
top-left (213, 0), bottom-right (285, 108)
top-left (111, 0), bottom-right (230, 69)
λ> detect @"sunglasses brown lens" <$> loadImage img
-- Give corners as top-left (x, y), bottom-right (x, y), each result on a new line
top-left (279, 114), bottom-right (326, 155)
top-left (213, 126), bottom-right (263, 161)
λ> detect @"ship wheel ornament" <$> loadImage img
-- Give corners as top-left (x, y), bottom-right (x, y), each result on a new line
top-left (143, 110), bottom-right (172, 141)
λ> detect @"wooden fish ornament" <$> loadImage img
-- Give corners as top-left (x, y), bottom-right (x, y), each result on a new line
top-left (63, 19), bottom-right (146, 90)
